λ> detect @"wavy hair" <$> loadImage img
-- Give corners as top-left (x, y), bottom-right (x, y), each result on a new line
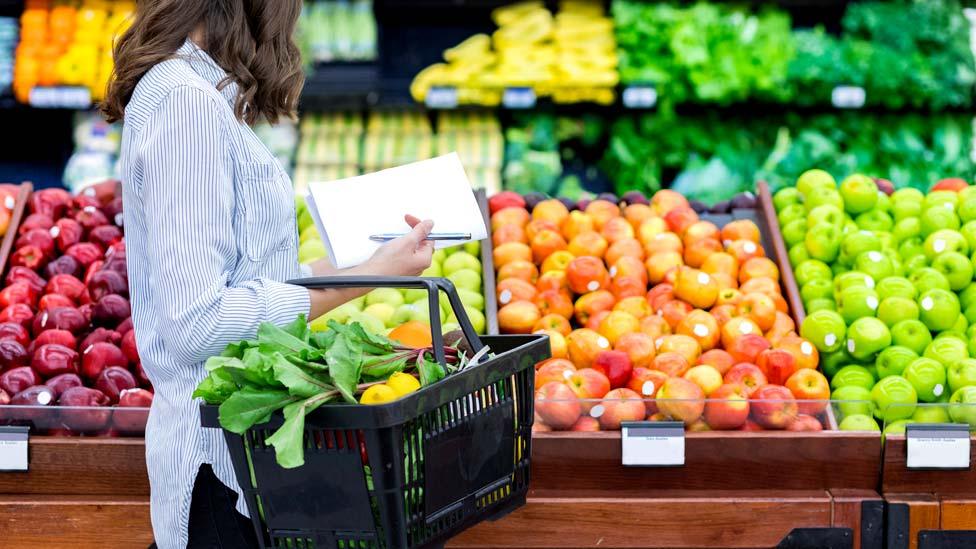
top-left (102, 0), bottom-right (304, 125)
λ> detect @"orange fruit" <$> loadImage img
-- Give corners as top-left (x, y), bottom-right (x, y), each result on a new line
top-left (388, 320), bottom-right (433, 349)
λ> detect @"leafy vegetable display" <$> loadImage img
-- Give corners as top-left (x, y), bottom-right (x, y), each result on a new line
top-left (195, 315), bottom-right (471, 468)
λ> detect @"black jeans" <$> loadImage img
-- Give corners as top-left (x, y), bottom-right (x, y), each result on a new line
top-left (150, 464), bottom-right (260, 548)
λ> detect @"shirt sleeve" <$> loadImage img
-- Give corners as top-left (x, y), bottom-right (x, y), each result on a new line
top-left (139, 86), bottom-right (310, 365)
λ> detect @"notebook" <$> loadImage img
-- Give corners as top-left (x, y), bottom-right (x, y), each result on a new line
top-left (305, 153), bottom-right (489, 269)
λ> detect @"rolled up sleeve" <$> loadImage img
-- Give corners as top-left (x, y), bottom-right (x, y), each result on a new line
top-left (139, 86), bottom-right (310, 365)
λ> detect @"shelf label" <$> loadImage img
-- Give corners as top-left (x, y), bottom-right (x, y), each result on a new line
top-left (621, 421), bottom-right (684, 467)
top-left (503, 87), bottom-right (536, 109)
top-left (622, 85), bottom-right (658, 109)
top-left (425, 86), bottom-right (458, 109)
top-left (29, 86), bottom-right (92, 109)
top-left (831, 86), bottom-right (866, 109)
top-left (0, 426), bottom-right (28, 472)
top-left (906, 423), bottom-right (971, 470)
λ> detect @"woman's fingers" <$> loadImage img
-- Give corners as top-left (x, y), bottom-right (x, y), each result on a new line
top-left (406, 219), bottom-right (434, 246)
top-left (404, 214), bottom-right (422, 228)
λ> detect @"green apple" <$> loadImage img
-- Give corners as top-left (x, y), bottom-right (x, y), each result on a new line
top-left (391, 303), bottom-right (420, 326)
top-left (443, 251), bottom-right (481, 276)
top-left (960, 221), bottom-right (976, 252)
top-left (948, 358), bottom-right (976, 394)
top-left (918, 289), bottom-right (961, 332)
top-left (871, 375), bottom-right (918, 422)
top-left (298, 239), bottom-right (327, 264)
top-left (804, 224), bottom-right (842, 263)
top-left (457, 288), bottom-right (485, 311)
top-left (891, 187), bottom-right (924, 204)
top-left (878, 231), bottom-right (897, 250)
top-left (796, 169), bottom-right (837, 196)
top-left (778, 204), bottom-right (808, 227)
top-left (789, 243), bottom-right (811, 267)
top-left (877, 297), bottom-right (919, 327)
top-left (843, 219), bottom-right (858, 234)
top-left (348, 311), bottom-right (386, 335)
top-left (903, 256), bottom-right (927, 276)
top-left (317, 302), bottom-right (361, 326)
top-left (831, 365), bottom-right (877, 391)
top-left (890, 320), bottom-right (934, 355)
top-left (854, 251), bottom-right (894, 282)
top-left (839, 414), bottom-right (881, 432)
top-left (931, 252), bottom-right (974, 292)
top-left (464, 306), bottom-right (486, 334)
top-left (961, 186), bottom-right (976, 202)
top-left (936, 330), bottom-right (967, 342)
top-left (964, 303), bottom-right (976, 325)
top-left (403, 288), bottom-right (427, 304)
top-left (924, 229), bottom-right (970, 259)
top-left (904, 357), bottom-right (949, 402)
top-left (846, 317), bottom-right (891, 360)
top-left (800, 309), bottom-right (847, 353)
top-left (464, 240), bottom-right (481, 256)
top-left (912, 405), bottom-right (950, 424)
top-left (898, 238), bottom-right (926, 262)
top-left (362, 303), bottom-right (397, 328)
top-left (365, 288), bottom-right (405, 308)
top-left (924, 337), bottom-right (969, 368)
top-left (876, 276), bottom-right (917, 301)
top-left (840, 174), bottom-right (879, 214)
top-left (837, 286), bottom-right (879, 325)
top-left (958, 197), bottom-right (976, 223)
top-left (892, 200), bottom-right (922, 223)
top-left (821, 348), bottom-right (859, 378)
top-left (855, 210), bottom-right (894, 232)
top-left (834, 271), bottom-right (875, 295)
top-left (892, 218), bottom-right (922, 244)
top-left (920, 206), bottom-right (960, 238)
top-left (297, 208), bottom-right (314, 233)
top-left (795, 260), bottom-right (833, 287)
top-left (421, 262), bottom-right (443, 278)
top-left (801, 278), bottom-right (835, 303)
top-left (876, 346), bottom-right (920, 378)
top-left (446, 269), bottom-right (481, 292)
top-left (909, 268), bottom-right (951, 294)
top-left (781, 220), bottom-right (807, 248)
top-left (948, 386), bottom-right (976, 427)
top-left (883, 250), bottom-right (905, 277)
top-left (774, 187), bottom-right (803, 211)
top-left (431, 249), bottom-right (447, 264)
top-left (876, 192), bottom-right (891, 213)
top-left (883, 419), bottom-right (914, 436)
top-left (832, 263), bottom-right (850, 277)
top-left (805, 187), bottom-right (844, 212)
top-left (954, 314), bottom-right (970, 333)
top-left (841, 231), bottom-right (882, 261)
top-left (806, 298), bottom-right (837, 313)
top-left (833, 385), bottom-right (874, 417)
top-left (440, 322), bottom-right (460, 335)
top-left (924, 190), bottom-right (959, 212)
top-left (807, 204), bottom-right (845, 228)
top-left (299, 224), bottom-right (320, 244)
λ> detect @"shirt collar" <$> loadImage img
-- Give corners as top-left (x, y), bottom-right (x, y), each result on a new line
top-left (176, 39), bottom-right (239, 107)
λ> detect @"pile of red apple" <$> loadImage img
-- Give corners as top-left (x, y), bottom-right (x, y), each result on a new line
top-left (0, 184), bottom-right (152, 435)
top-left (488, 190), bottom-right (831, 432)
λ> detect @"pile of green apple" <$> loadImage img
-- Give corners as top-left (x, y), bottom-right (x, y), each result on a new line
top-left (296, 196), bottom-right (328, 265)
top-left (775, 170), bottom-right (976, 434)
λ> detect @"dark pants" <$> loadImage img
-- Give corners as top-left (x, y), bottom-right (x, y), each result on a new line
top-left (149, 464), bottom-right (260, 549)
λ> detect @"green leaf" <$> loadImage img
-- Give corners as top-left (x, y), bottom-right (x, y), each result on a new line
top-left (310, 330), bottom-right (336, 350)
top-left (192, 367), bottom-right (238, 404)
top-left (326, 333), bottom-right (362, 403)
top-left (241, 348), bottom-right (281, 388)
top-left (220, 340), bottom-right (255, 359)
top-left (417, 356), bottom-right (445, 387)
top-left (266, 392), bottom-right (333, 468)
top-left (218, 388), bottom-right (298, 434)
top-left (271, 352), bottom-right (333, 398)
top-left (281, 314), bottom-right (310, 341)
top-left (257, 321), bottom-right (315, 355)
top-left (361, 353), bottom-right (409, 380)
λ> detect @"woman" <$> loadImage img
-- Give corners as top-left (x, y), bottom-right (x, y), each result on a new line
top-left (102, 2), bottom-right (433, 547)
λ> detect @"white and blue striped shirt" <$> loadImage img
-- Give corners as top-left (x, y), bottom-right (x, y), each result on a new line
top-left (120, 39), bottom-right (311, 548)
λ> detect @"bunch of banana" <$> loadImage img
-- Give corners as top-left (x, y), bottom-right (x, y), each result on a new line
top-left (410, 0), bottom-right (619, 106)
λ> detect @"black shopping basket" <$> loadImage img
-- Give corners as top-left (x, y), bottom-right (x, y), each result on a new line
top-left (201, 276), bottom-right (550, 549)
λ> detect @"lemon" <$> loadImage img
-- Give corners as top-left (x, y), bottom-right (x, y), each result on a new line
top-left (359, 384), bottom-right (398, 405)
top-left (386, 372), bottom-right (421, 396)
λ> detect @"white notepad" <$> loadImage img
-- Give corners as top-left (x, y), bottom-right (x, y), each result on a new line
top-left (306, 153), bottom-right (489, 269)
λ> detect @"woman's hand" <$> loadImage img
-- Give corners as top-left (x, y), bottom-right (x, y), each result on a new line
top-left (365, 215), bottom-right (434, 276)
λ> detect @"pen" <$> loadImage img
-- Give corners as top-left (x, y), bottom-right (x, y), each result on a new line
top-left (369, 232), bottom-right (472, 242)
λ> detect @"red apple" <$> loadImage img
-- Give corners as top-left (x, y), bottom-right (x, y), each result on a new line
top-left (535, 382), bottom-right (582, 430)
top-left (756, 348), bottom-right (797, 386)
top-left (724, 363), bottom-right (768, 397)
top-left (785, 369), bottom-right (830, 416)
top-left (786, 415), bottom-right (824, 432)
top-left (704, 383), bottom-right (750, 430)
top-left (592, 350), bottom-right (633, 389)
top-left (596, 388), bottom-right (646, 430)
top-left (750, 384), bottom-right (798, 430)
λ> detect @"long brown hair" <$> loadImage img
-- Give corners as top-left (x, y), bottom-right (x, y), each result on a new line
top-left (102, 0), bottom-right (304, 125)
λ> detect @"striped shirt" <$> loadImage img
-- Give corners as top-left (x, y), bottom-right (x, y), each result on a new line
top-left (120, 39), bottom-right (311, 548)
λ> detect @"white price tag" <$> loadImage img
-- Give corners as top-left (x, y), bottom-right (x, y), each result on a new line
top-left (502, 87), bottom-right (536, 109)
top-left (425, 86), bottom-right (458, 110)
top-left (831, 86), bottom-right (866, 109)
top-left (28, 86), bottom-right (92, 109)
top-left (622, 86), bottom-right (658, 109)
top-left (906, 424), bottom-right (971, 470)
top-left (621, 421), bottom-right (684, 467)
top-left (0, 427), bottom-right (28, 472)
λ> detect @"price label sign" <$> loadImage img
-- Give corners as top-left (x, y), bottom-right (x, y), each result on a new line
top-left (906, 423), bottom-right (971, 470)
top-left (622, 85), bottom-right (658, 109)
top-left (621, 421), bottom-right (684, 467)
top-left (503, 87), bottom-right (536, 109)
top-left (29, 86), bottom-right (92, 109)
top-left (425, 86), bottom-right (458, 110)
top-left (0, 426), bottom-right (29, 472)
top-left (831, 86), bottom-right (866, 109)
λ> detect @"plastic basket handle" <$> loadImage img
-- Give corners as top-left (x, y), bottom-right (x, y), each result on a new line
top-left (287, 276), bottom-right (485, 367)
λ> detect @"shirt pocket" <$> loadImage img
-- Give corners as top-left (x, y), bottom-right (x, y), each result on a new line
top-left (235, 161), bottom-right (295, 262)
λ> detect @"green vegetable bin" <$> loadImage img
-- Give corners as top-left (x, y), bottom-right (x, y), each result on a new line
top-left (201, 276), bottom-right (550, 549)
